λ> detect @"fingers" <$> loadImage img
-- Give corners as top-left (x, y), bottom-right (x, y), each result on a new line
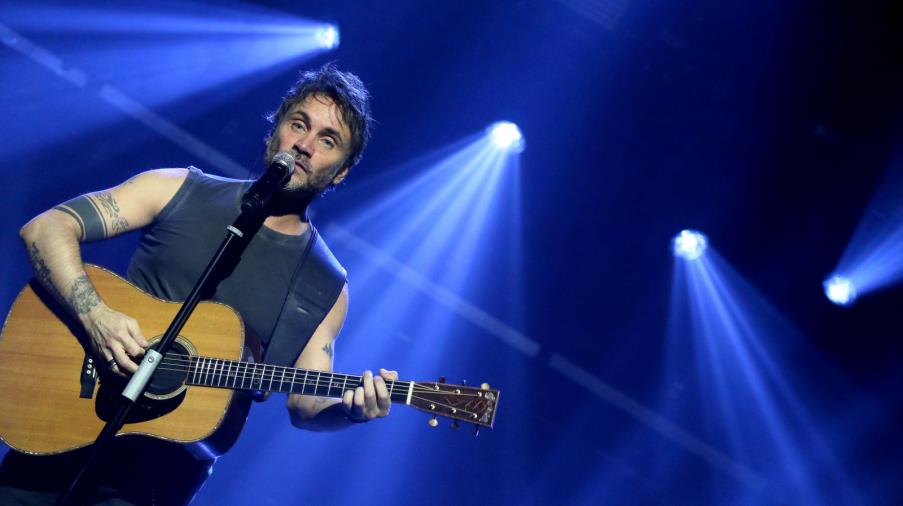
top-left (109, 342), bottom-right (139, 374)
top-left (353, 385), bottom-right (365, 419)
top-left (339, 369), bottom-right (399, 424)
top-left (375, 374), bottom-right (390, 414)
top-left (90, 308), bottom-right (148, 376)
top-left (342, 388), bottom-right (354, 412)
top-left (126, 316), bottom-right (149, 349)
top-left (362, 370), bottom-right (377, 414)
top-left (100, 350), bottom-right (124, 378)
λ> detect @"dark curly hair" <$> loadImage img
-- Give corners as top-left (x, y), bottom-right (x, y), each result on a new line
top-left (265, 62), bottom-right (373, 170)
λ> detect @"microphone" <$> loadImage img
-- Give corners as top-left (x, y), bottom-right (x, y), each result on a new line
top-left (241, 151), bottom-right (294, 213)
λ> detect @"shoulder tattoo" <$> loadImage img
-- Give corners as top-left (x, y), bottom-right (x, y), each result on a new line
top-left (54, 192), bottom-right (129, 241)
top-left (94, 192), bottom-right (129, 235)
top-left (67, 274), bottom-right (101, 316)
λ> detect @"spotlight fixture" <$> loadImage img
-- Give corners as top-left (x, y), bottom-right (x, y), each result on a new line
top-left (487, 121), bottom-right (525, 152)
top-left (315, 25), bottom-right (339, 49)
top-left (823, 275), bottom-right (856, 306)
top-left (672, 230), bottom-right (708, 261)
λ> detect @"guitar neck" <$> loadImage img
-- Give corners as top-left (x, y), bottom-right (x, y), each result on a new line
top-left (177, 355), bottom-right (413, 403)
top-left (160, 354), bottom-right (499, 428)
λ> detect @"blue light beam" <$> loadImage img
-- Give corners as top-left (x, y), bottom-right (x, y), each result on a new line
top-left (664, 249), bottom-right (865, 504)
top-left (0, 1), bottom-right (338, 163)
top-left (831, 152), bottom-right (903, 299)
top-left (300, 131), bottom-right (526, 505)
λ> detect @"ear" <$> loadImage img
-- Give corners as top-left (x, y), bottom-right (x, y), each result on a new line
top-left (331, 165), bottom-right (350, 186)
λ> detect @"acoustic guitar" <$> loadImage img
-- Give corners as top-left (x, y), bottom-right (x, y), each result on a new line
top-left (0, 265), bottom-right (499, 459)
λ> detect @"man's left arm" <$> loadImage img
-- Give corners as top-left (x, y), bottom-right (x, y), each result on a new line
top-left (286, 284), bottom-right (397, 431)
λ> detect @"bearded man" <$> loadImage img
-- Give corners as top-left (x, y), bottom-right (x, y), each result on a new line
top-left (4, 63), bottom-right (394, 505)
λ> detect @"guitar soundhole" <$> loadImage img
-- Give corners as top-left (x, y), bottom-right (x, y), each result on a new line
top-left (95, 338), bottom-right (194, 424)
top-left (145, 340), bottom-right (191, 399)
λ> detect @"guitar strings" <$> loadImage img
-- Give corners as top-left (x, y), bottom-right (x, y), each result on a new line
top-left (145, 362), bottom-right (489, 421)
top-left (144, 355), bottom-right (493, 421)
top-left (149, 355), bottom-right (485, 395)
top-left (151, 364), bottom-right (482, 397)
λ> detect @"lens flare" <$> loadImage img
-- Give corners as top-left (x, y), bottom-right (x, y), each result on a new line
top-left (487, 121), bottom-right (525, 152)
top-left (672, 230), bottom-right (708, 260)
top-left (823, 275), bottom-right (856, 306)
top-left (315, 25), bottom-right (339, 49)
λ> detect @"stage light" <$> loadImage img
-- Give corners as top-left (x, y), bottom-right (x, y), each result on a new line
top-left (823, 275), bottom-right (856, 306)
top-left (672, 230), bottom-right (707, 260)
top-left (487, 121), bottom-right (525, 152)
top-left (315, 25), bottom-right (339, 49)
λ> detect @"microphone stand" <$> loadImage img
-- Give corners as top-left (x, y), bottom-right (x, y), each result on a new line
top-left (58, 203), bottom-right (270, 506)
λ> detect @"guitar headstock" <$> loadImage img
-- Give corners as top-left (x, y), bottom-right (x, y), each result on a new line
top-left (407, 379), bottom-right (500, 433)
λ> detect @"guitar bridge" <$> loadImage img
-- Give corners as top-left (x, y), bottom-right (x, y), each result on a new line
top-left (79, 354), bottom-right (98, 399)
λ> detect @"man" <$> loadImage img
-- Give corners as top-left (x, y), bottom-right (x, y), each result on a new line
top-left (4, 63), bottom-right (393, 504)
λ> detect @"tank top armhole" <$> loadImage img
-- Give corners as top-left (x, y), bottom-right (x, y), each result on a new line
top-left (154, 166), bottom-right (203, 224)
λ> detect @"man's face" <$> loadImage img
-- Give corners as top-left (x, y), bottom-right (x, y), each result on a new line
top-left (266, 93), bottom-right (352, 195)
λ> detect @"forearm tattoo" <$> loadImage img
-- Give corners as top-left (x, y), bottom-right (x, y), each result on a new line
top-left (67, 274), bottom-right (101, 316)
top-left (54, 192), bottom-right (128, 241)
top-left (27, 241), bottom-right (63, 301)
top-left (322, 342), bottom-right (334, 359)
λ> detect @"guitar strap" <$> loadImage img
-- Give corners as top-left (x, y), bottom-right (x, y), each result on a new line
top-left (261, 224), bottom-right (347, 370)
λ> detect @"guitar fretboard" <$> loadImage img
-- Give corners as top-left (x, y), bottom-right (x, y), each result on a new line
top-left (183, 355), bottom-right (412, 403)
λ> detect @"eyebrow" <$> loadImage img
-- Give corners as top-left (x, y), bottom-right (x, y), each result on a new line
top-left (288, 110), bottom-right (345, 146)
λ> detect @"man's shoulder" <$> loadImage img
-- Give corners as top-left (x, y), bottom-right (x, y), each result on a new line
top-left (311, 228), bottom-right (347, 281)
top-left (185, 166), bottom-right (252, 186)
top-left (129, 167), bottom-right (189, 187)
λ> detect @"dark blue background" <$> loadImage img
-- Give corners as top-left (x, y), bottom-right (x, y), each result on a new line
top-left (1, 0), bottom-right (901, 504)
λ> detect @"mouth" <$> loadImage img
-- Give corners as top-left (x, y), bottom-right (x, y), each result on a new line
top-left (294, 160), bottom-right (310, 174)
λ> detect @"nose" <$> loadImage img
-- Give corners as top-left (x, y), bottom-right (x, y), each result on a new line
top-left (293, 133), bottom-right (315, 159)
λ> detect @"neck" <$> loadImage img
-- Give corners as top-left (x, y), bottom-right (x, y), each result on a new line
top-left (260, 188), bottom-right (316, 235)
top-left (263, 214), bottom-right (309, 236)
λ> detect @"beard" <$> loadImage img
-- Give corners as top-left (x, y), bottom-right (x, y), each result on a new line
top-left (263, 138), bottom-right (338, 218)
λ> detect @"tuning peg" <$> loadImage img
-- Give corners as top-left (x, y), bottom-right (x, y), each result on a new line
top-left (472, 425), bottom-right (480, 437)
top-left (450, 420), bottom-right (459, 430)
top-left (438, 376), bottom-right (446, 384)
top-left (428, 416), bottom-right (438, 428)
top-left (481, 382), bottom-right (490, 390)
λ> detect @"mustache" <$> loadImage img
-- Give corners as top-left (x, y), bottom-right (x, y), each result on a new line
top-left (290, 151), bottom-right (311, 172)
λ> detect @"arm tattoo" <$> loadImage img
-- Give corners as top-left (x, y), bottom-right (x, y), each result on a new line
top-left (27, 242), bottom-right (63, 302)
top-left (94, 192), bottom-right (129, 235)
top-left (322, 342), bottom-right (334, 359)
top-left (314, 396), bottom-right (328, 404)
top-left (67, 274), bottom-right (101, 316)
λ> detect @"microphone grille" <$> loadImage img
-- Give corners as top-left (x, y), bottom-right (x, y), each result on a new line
top-left (273, 151), bottom-right (295, 170)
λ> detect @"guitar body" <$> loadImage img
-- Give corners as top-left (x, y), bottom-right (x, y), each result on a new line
top-left (0, 265), bottom-right (254, 459)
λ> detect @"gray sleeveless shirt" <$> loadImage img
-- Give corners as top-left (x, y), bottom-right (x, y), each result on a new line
top-left (126, 167), bottom-right (346, 366)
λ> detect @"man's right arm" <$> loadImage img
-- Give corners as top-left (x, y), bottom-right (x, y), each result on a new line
top-left (19, 169), bottom-right (188, 374)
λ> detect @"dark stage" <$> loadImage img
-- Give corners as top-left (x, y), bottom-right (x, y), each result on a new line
top-left (1, 0), bottom-right (901, 504)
